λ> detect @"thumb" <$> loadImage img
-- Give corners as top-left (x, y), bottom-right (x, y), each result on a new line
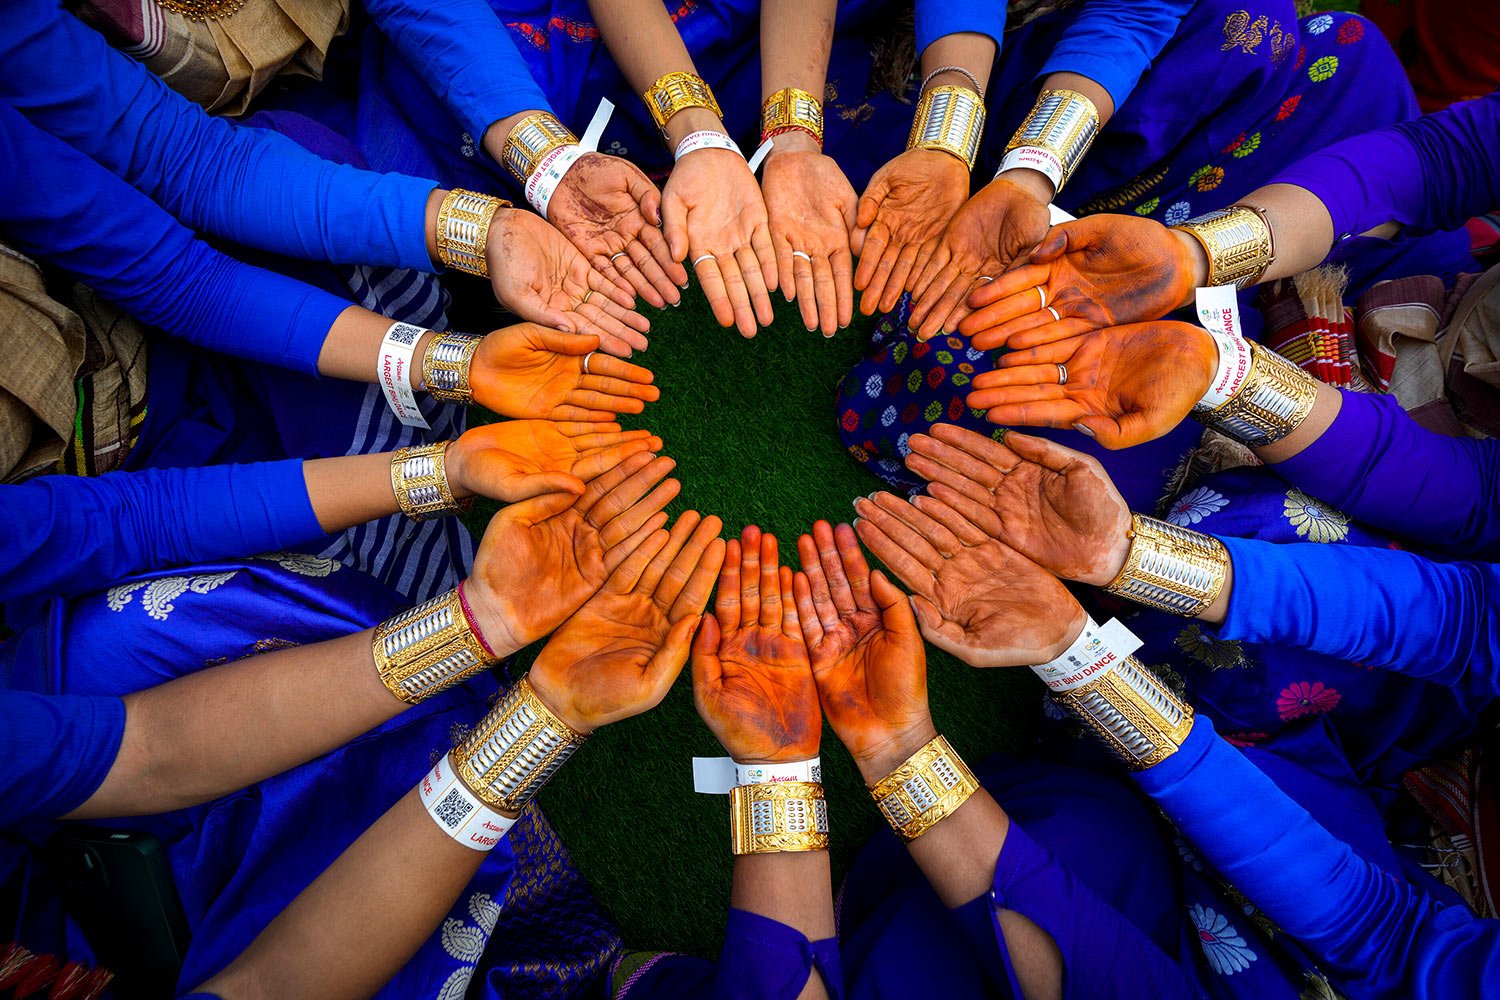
top-left (627, 168), bottom-right (664, 226)
top-left (662, 195), bottom-right (689, 262)
top-left (907, 593), bottom-right (944, 636)
top-left (502, 488), bottom-right (579, 524)
top-left (870, 570), bottom-right (918, 635)
top-left (855, 190), bottom-right (882, 231)
top-left (1028, 227), bottom-right (1069, 264)
top-left (506, 471), bottom-right (586, 501)
top-left (536, 327), bottom-right (602, 356)
top-left (643, 613), bottom-right (703, 698)
top-left (1071, 415), bottom-right (1128, 449)
top-left (690, 613), bottom-right (723, 685)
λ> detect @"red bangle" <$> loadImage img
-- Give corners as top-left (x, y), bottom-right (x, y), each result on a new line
top-left (760, 124), bottom-right (822, 149)
top-left (456, 580), bottom-right (500, 660)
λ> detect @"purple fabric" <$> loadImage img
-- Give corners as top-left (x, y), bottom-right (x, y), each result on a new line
top-left (714, 908), bottom-right (842, 1000)
top-left (1271, 90), bottom-right (1500, 241)
top-left (1270, 390), bottom-right (1500, 556)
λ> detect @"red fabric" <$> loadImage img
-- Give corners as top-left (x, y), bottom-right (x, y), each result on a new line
top-left (1366, 0), bottom-right (1500, 113)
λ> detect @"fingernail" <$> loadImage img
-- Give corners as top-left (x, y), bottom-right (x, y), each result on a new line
top-left (679, 282), bottom-right (690, 291)
top-left (1073, 422), bottom-right (1096, 438)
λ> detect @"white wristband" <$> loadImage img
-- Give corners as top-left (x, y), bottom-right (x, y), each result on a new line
top-left (378, 322), bottom-right (432, 430)
top-left (675, 130), bottom-right (743, 161)
top-left (419, 756), bottom-right (514, 851)
top-left (1194, 285), bottom-right (1253, 410)
top-left (736, 757), bottom-right (822, 786)
top-left (525, 143), bottom-right (586, 218)
top-left (1029, 617), bottom-right (1143, 693)
top-left (997, 146), bottom-right (1064, 196)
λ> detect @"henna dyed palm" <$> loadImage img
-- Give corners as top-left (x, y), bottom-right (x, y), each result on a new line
top-left (528, 512), bottom-right (725, 733)
top-left (903, 425), bottom-right (1131, 586)
top-left (693, 526), bottom-right (820, 763)
top-left (958, 215), bottom-right (1197, 351)
top-left (472, 324), bottom-right (659, 423)
top-left (852, 149), bottom-right (970, 316)
top-left (793, 521), bottom-right (930, 772)
top-left (908, 176), bottom-right (1051, 341)
top-left (854, 492), bottom-right (1085, 667)
top-left (762, 141), bottom-right (858, 336)
top-left (464, 453), bottom-right (680, 656)
top-left (965, 321), bottom-right (1216, 448)
top-left (447, 419), bottom-right (662, 501)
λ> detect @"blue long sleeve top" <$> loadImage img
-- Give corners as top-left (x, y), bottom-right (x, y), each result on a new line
top-left (0, 100), bottom-right (346, 375)
top-left (0, 462), bottom-right (326, 603)
top-left (1217, 536), bottom-right (1500, 697)
top-left (361, 0), bottom-right (554, 142)
top-left (1136, 717), bottom-right (1498, 1000)
top-left (1271, 90), bottom-right (1500, 242)
top-left (0, 0), bottom-right (437, 272)
top-left (1270, 391), bottom-right (1500, 556)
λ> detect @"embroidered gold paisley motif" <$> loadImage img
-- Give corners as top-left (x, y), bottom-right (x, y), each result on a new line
top-left (1222, 10), bottom-right (1269, 54)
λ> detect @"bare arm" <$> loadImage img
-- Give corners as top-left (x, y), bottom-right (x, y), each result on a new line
top-left (586, 0), bottom-right (721, 148)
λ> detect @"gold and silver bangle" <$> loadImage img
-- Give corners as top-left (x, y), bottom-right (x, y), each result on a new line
top-left (1195, 340), bottom-right (1320, 447)
top-left (1052, 656), bottom-right (1194, 769)
top-left (435, 188), bottom-right (509, 278)
top-left (1171, 206), bottom-right (1276, 290)
top-left (372, 588), bottom-right (498, 703)
top-left (391, 442), bottom-right (470, 522)
top-left (1001, 89), bottom-right (1100, 193)
top-left (421, 332), bottom-right (484, 404)
top-left (869, 735), bottom-right (980, 842)
top-left (644, 71), bottom-right (723, 140)
top-left (501, 112), bottom-right (580, 184)
top-left (729, 780), bottom-right (830, 855)
top-left (907, 85), bottom-right (986, 171)
top-left (760, 87), bottom-right (824, 145)
top-left (453, 677), bottom-right (588, 813)
top-left (1105, 514), bottom-right (1230, 617)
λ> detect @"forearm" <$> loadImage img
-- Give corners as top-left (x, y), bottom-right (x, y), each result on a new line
top-left (759, 0), bottom-right (835, 101)
top-left (730, 852), bottom-right (837, 955)
top-left (919, 32), bottom-right (997, 97)
top-left (588, 0), bottom-right (722, 148)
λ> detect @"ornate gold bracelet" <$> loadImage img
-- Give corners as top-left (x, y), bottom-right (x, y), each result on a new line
top-left (760, 87), bottom-right (824, 145)
top-left (453, 677), bottom-right (588, 812)
top-left (1052, 656), bottom-right (1195, 769)
top-left (390, 442), bottom-right (469, 522)
top-left (1195, 340), bottom-right (1320, 447)
top-left (729, 780), bottom-right (830, 855)
top-left (907, 85), bottom-right (985, 171)
top-left (644, 71), bottom-right (722, 141)
top-left (1001, 89), bottom-right (1100, 193)
top-left (1171, 206), bottom-right (1276, 290)
top-left (501, 112), bottom-right (580, 183)
top-left (421, 332), bottom-right (484, 404)
top-left (1105, 514), bottom-right (1229, 617)
top-left (869, 735), bottom-right (980, 842)
top-left (372, 588), bottom-right (497, 703)
top-left (435, 189), bottom-right (509, 278)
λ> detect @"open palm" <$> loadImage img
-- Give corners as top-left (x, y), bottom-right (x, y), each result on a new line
top-left (472, 324), bottom-right (658, 422)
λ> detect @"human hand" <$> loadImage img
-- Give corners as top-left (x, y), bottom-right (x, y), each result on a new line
top-left (794, 521), bottom-right (933, 783)
top-left (958, 215), bottom-right (1201, 351)
top-left (853, 492), bottom-right (1086, 667)
top-left (907, 173), bottom-right (1052, 341)
top-left (966, 320), bottom-right (1216, 448)
top-left (471, 325), bottom-right (659, 422)
top-left (692, 526), bottom-right (819, 763)
top-left (527, 511), bottom-right (725, 733)
top-left (463, 452), bottom-right (680, 656)
top-left (663, 148), bottom-right (779, 337)
top-left (485, 207), bottom-right (651, 357)
top-left (851, 149), bottom-right (969, 316)
top-left (446, 420), bottom-right (663, 502)
top-left (761, 134), bottom-right (857, 336)
top-left (546, 152), bottom-right (689, 309)
top-left (902, 424), bottom-right (1130, 586)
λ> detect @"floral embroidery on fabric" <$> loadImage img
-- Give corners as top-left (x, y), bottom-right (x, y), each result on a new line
top-left (253, 552), bottom-right (342, 577)
top-left (1164, 201), bottom-right (1193, 226)
top-left (1135, 197), bottom-right (1160, 216)
top-left (1308, 55), bottom-right (1339, 82)
top-left (1300, 970), bottom-right (1349, 1000)
top-left (1276, 95), bottom-right (1303, 120)
top-left (437, 892), bottom-right (502, 999)
top-left (864, 374), bottom-right (883, 396)
top-left (1232, 133), bottom-right (1261, 158)
top-left (1294, 45), bottom-right (1308, 71)
top-left (1167, 486), bottom-right (1230, 526)
top-left (1175, 834), bottom-right (1205, 871)
top-left (1190, 904), bottom-right (1259, 975)
top-left (106, 571), bottom-right (238, 621)
top-left (1283, 488), bottom-right (1350, 542)
top-left (1305, 13), bottom-right (1333, 34)
top-left (1276, 680), bottom-right (1341, 720)
top-left (1176, 624), bottom-right (1250, 669)
top-left (1223, 730), bottom-right (1270, 748)
top-left (1336, 18), bottom-right (1364, 45)
top-left (1190, 165), bottom-right (1225, 192)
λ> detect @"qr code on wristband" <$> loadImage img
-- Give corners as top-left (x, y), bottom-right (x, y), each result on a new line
top-left (388, 323), bottom-right (421, 347)
top-left (434, 786), bottom-right (475, 830)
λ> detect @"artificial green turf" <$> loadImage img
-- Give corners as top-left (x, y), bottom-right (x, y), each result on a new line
top-left (461, 286), bottom-right (1040, 958)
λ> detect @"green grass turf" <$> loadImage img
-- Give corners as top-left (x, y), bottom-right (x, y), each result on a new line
top-left (459, 285), bottom-right (1040, 957)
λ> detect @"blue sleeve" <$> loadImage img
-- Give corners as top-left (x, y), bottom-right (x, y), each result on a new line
top-left (1135, 716), bottom-right (1500, 999)
top-left (1217, 537), bottom-right (1500, 696)
top-left (948, 822), bottom-right (1198, 999)
top-left (0, 101), bottom-right (345, 375)
top-left (1038, 0), bottom-right (1193, 111)
top-left (0, 689), bottom-right (125, 826)
top-left (361, 0), bottom-right (553, 143)
top-left (1270, 391), bottom-right (1500, 554)
top-left (1270, 91), bottom-right (1500, 241)
top-left (915, 1), bottom-right (1006, 55)
top-left (0, 0), bottom-right (437, 272)
top-left (712, 909), bottom-right (843, 1000)
top-left (0, 462), bottom-right (327, 602)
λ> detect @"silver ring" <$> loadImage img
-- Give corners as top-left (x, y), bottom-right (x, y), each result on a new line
top-left (610, 251), bottom-right (629, 263)
top-left (1057, 363), bottom-right (1068, 386)
top-left (976, 275), bottom-right (994, 283)
top-left (1036, 286), bottom-right (1047, 310)
top-left (582, 351), bottom-right (595, 375)
top-left (693, 254), bottom-right (714, 267)
top-left (791, 250), bottom-right (812, 262)
top-left (1046, 306), bottom-right (1060, 322)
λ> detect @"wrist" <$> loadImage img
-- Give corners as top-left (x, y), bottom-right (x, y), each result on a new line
top-left (524, 661), bottom-right (594, 734)
top-left (763, 129), bottom-right (821, 159)
top-left (1171, 228), bottom-right (1210, 305)
top-left (993, 167), bottom-right (1055, 204)
top-left (440, 441), bottom-right (474, 500)
top-left (665, 107), bottom-right (727, 148)
top-left (853, 720), bottom-right (939, 785)
top-left (455, 577), bottom-right (527, 661)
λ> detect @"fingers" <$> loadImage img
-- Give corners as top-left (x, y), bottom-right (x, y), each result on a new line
top-left (907, 592), bottom-right (972, 662)
top-left (964, 395), bottom-right (1087, 432)
top-left (909, 492), bottom-right (992, 546)
top-left (659, 515), bottom-right (726, 618)
top-left (637, 509), bottom-right (700, 597)
top-left (503, 470), bottom-right (586, 500)
top-left (924, 423), bottom-right (1025, 474)
top-left (832, 248), bottom-right (855, 331)
top-left (906, 247), bottom-right (956, 334)
top-left (716, 538), bottom-right (743, 632)
top-left (692, 255), bottom-right (740, 332)
top-left (853, 515), bottom-right (935, 598)
top-left (877, 240), bottom-right (923, 315)
top-left (736, 243), bottom-right (776, 330)
top-left (917, 272), bottom-right (981, 342)
top-left (758, 532), bottom-right (782, 629)
top-left (921, 482), bottom-right (1003, 539)
top-left (586, 350), bottom-right (657, 387)
top-left (778, 565), bottom-right (803, 642)
top-left (629, 230), bottom-right (685, 305)
top-left (608, 526), bottom-right (672, 593)
top-left (792, 572), bottom-right (824, 649)
top-left (961, 261), bottom-right (1050, 316)
top-left (584, 260), bottom-right (641, 312)
top-left (603, 243), bottom-right (664, 309)
top-left (599, 475), bottom-right (680, 550)
top-left (504, 486), bottom-right (588, 527)
top-left (560, 425), bottom-right (652, 449)
top-left (739, 524), bottom-right (762, 627)
top-left (690, 612), bottom-right (724, 693)
top-left (533, 328), bottom-right (603, 357)
top-left (832, 521), bottom-right (875, 612)
top-left (995, 338), bottom-right (1086, 368)
top-left (905, 431), bottom-right (1011, 491)
top-left (578, 454), bottom-right (680, 547)
top-left (662, 191), bottom-right (690, 263)
top-left (868, 569), bottom-right (917, 637)
top-left (590, 248), bottom-right (639, 303)
top-left (791, 251), bottom-right (817, 331)
top-left (811, 253), bottom-right (840, 338)
top-left (864, 492), bottom-right (964, 559)
top-left (995, 429), bottom-right (1094, 474)
top-left (751, 224), bottom-right (779, 298)
top-left (798, 520), bottom-right (851, 624)
top-left (599, 510), bottom-right (671, 577)
top-left (571, 435), bottom-right (663, 482)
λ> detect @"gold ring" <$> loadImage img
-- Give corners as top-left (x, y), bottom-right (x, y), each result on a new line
top-left (581, 289), bottom-right (594, 306)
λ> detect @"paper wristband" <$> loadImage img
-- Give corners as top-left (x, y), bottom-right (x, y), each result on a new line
top-left (419, 756), bottom-right (514, 851)
top-left (691, 756), bottom-right (822, 794)
top-left (523, 98), bottom-right (618, 218)
top-left (1195, 285), bottom-right (1243, 338)
top-left (675, 130), bottom-right (743, 161)
top-left (1193, 286), bottom-right (1253, 409)
top-left (745, 138), bottom-right (775, 173)
top-left (997, 146), bottom-right (1064, 195)
top-left (1029, 617), bottom-right (1144, 693)
top-left (378, 322), bottom-right (432, 430)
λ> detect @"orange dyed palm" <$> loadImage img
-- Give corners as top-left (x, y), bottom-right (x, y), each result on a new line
top-left (852, 149), bottom-right (969, 316)
top-left (471, 324), bottom-right (659, 423)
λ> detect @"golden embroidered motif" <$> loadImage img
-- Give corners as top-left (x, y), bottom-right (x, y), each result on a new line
top-left (1078, 166), bottom-right (1169, 216)
top-left (1222, 10), bottom-right (1268, 54)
